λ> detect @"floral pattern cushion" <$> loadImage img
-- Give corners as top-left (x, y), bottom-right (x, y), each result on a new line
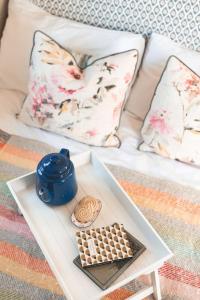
top-left (140, 56), bottom-right (200, 166)
top-left (19, 31), bottom-right (138, 147)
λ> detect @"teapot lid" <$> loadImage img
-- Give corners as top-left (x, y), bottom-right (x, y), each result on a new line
top-left (37, 149), bottom-right (72, 180)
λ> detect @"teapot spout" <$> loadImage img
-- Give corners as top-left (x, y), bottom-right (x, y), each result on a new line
top-left (60, 148), bottom-right (70, 159)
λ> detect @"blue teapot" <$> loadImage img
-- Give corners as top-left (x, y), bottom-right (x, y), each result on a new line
top-left (36, 149), bottom-right (78, 205)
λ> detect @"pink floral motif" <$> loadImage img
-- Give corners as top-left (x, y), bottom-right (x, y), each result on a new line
top-left (184, 74), bottom-right (200, 98)
top-left (173, 62), bottom-right (200, 100)
top-left (124, 72), bottom-right (132, 84)
top-left (31, 81), bottom-right (55, 121)
top-left (149, 110), bottom-right (171, 134)
top-left (67, 67), bottom-right (83, 80)
top-left (58, 86), bottom-right (84, 95)
top-left (86, 129), bottom-right (98, 137)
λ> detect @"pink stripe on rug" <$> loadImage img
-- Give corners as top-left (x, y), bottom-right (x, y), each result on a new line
top-left (0, 216), bottom-right (35, 240)
top-left (0, 205), bottom-right (26, 224)
top-left (159, 262), bottom-right (200, 288)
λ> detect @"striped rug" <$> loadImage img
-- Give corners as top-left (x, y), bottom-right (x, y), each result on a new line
top-left (107, 165), bottom-right (200, 300)
top-left (0, 129), bottom-right (200, 300)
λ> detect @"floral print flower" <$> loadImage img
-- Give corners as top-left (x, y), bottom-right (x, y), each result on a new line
top-left (67, 67), bottom-right (83, 80)
top-left (30, 81), bottom-right (55, 121)
top-left (58, 86), bottom-right (83, 95)
top-left (149, 110), bottom-right (171, 134)
top-left (184, 74), bottom-right (200, 99)
top-left (85, 129), bottom-right (98, 137)
top-left (173, 68), bottom-right (200, 100)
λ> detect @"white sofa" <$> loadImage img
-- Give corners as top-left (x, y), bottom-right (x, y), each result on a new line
top-left (0, 0), bottom-right (200, 189)
top-left (0, 1), bottom-right (200, 300)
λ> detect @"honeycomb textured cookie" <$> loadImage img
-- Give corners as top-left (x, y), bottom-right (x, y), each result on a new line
top-left (72, 196), bottom-right (102, 228)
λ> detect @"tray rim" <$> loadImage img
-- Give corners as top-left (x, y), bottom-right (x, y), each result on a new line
top-left (7, 150), bottom-right (173, 299)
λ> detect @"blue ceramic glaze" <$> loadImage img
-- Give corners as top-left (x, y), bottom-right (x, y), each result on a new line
top-left (36, 149), bottom-right (78, 205)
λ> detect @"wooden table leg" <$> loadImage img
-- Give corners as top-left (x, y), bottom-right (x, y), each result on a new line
top-left (124, 269), bottom-right (162, 300)
top-left (151, 269), bottom-right (161, 300)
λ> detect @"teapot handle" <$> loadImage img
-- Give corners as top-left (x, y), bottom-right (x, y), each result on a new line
top-left (60, 148), bottom-right (70, 159)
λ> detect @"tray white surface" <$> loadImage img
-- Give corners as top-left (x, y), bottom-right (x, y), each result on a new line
top-left (7, 151), bottom-right (172, 300)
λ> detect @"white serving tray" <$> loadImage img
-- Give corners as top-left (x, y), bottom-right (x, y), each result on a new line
top-left (7, 151), bottom-right (172, 300)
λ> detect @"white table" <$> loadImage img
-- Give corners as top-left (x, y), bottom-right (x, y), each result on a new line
top-left (8, 151), bottom-right (172, 300)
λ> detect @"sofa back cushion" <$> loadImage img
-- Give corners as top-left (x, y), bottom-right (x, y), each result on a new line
top-left (0, 0), bottom-right (144, 94)
top-left (31, 0), bottom-right (200, 52)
